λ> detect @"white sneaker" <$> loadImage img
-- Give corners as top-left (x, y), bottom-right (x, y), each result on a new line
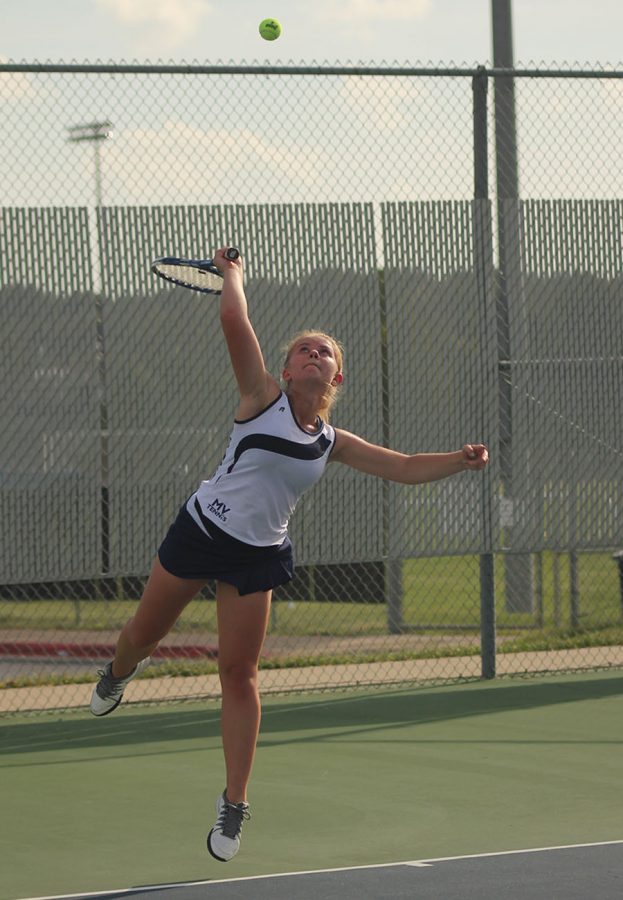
top-left (207, 790), bottom-right (251, 862)
top-left (89, 658), bottom-right (150, 716)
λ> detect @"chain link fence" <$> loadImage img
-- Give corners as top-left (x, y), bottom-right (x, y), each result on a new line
top-left (0, 63), bottom-right (621, 713)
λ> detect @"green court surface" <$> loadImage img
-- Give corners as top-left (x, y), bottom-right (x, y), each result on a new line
top-left (1, 672), bottom-right (622, 900)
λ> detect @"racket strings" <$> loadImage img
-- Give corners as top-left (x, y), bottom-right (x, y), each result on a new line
top-left (154, 262), bottom-right (223, 292)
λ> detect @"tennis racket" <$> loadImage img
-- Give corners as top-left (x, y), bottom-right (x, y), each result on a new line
top-left (151, 247), bottom-right (240, 294)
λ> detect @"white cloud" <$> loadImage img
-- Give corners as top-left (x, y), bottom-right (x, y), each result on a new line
top-left (105, 120), bottom-right (335, 205)
top-left (338, 74), bottom-right (412, 131)
top-left (96, 0), bottom-right (213, 51)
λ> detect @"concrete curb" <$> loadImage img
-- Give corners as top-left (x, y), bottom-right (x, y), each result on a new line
top-left (0, 641), bottom-right (218, 660)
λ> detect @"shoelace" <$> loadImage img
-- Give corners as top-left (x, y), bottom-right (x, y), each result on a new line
top-left (218, 801), bottom-right (251, 840)
top-left (95, 665), bottom-right (126, 699)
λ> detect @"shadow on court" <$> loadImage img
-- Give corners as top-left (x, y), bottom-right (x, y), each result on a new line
top-left (2, 674), bottom-right (623, 759)
top-left (18, 842), bottom-right (623, 900)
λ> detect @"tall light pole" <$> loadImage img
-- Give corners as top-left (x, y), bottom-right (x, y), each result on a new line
top-left (67, 120), bottom-right (113, 586)
top-left (491, 1), bottom-right (534, 613)
top-left (66, 120), bottom-right (113, 208)
top-left (491, 2), bottom-right (518, 200)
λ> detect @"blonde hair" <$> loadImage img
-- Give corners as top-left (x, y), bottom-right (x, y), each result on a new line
top-left (281, 330), bottom-right (344, 422)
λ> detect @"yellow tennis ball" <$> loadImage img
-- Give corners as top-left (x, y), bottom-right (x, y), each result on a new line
top-left (259, 18), bottom-right (282, 41)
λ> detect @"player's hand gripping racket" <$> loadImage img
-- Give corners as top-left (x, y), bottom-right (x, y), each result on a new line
top-left (151, 247), bottom-right (240, 294)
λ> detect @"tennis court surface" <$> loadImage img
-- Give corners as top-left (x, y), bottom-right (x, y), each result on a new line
top-left (3, 672), bottom-right (622, 899)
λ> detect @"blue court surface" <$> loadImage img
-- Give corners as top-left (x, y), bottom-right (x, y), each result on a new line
top-left (19, 841), bottom-right (623, 900)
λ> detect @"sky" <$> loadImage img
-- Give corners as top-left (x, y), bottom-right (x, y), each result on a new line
top-left (1, 0), bottom-right (623, 67)
top-left (1, 1), bottom-right (621, 213)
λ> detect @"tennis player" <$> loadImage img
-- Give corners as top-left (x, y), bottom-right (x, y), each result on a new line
top-left (90, 247), bottom-right (489, 862)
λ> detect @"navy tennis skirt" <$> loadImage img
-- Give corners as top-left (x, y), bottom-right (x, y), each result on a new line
top-left (157, 502), bottom-right (294, 596)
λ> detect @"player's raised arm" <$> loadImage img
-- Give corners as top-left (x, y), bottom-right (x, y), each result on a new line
top-left (214, 248), bottom-right (280, 414)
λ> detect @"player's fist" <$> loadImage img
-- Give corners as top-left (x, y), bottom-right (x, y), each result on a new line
top-left (463, 444), bottom-right (489, 469)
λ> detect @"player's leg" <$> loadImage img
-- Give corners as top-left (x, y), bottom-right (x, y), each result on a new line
top-left (207, 580), bottom-right (271, 861)
top-left (90, 557), bottom-right (207, 716)
top-left (112, 557), bottom-right (207, 676)
top-left (216, 580), bottom-right (272, 801)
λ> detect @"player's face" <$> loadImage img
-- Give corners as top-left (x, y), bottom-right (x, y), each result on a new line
top-left (284, 338), bottom-right (343, 386)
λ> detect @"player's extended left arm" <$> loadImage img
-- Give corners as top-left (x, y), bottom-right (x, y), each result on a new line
top-left (332, 429), bottom-right (489, 484)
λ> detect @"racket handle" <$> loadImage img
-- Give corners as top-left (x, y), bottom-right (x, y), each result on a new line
top-left (225, 247), bottom-right (240, 260)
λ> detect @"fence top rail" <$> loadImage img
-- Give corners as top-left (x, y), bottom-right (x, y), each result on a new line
top-left (0, 61), bottom-right (622, 79)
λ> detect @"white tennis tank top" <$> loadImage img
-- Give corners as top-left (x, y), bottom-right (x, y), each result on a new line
top-left (188, 392), bottom-right (335, 546)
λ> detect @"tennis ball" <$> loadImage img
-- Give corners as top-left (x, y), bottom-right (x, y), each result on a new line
top-left (259, 18), bottom-right (282, 41)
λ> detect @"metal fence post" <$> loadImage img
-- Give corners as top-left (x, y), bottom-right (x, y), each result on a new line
top-left (473, 66), bottom-right (496, 679)
top-left (379, 265), bottom-right (405, 634)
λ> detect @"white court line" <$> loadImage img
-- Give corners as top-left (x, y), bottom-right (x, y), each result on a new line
top-left (17, 839), bottom-right (623, 900)
top-left (403, 837), bottom-right (623, 865)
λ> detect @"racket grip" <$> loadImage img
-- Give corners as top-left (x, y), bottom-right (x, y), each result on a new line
top-left (225, 247), bottom-right (240, 260)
